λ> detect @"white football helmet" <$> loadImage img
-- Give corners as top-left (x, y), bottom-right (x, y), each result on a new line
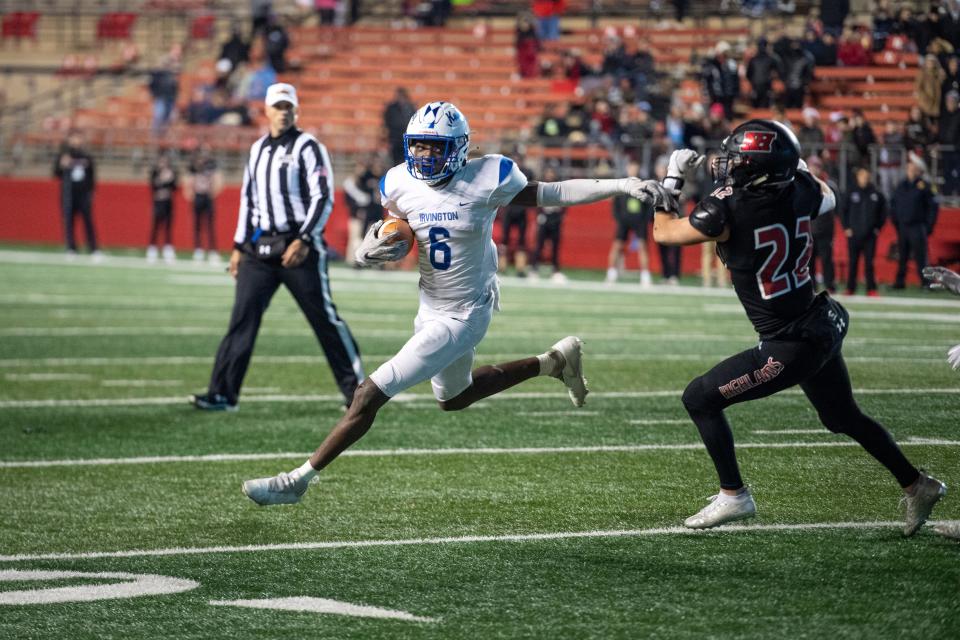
top-left (403, 101), bottom-right (470, 186)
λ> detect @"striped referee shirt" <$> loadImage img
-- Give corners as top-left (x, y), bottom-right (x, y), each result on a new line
top-left (233, 127), bottom-right (334, 248)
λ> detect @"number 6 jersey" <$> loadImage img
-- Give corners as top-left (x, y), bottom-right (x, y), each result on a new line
top-left (380, 154), bottom-right (528, 311)
top-left (693, 170), bottom-right (826, 336)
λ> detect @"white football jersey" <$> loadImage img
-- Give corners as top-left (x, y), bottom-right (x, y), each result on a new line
top-left (380, 154), bottom-right (528, 309)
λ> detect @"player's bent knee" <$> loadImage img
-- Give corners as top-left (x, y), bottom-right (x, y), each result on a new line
top-left (437, 396), bottom-right (469, 412)
top-left (350, 379), bottom-right (390, 416)
top-left (682, 377), bottom-right (714, 415)
top-left (816, 406), bottom-right (864, 435)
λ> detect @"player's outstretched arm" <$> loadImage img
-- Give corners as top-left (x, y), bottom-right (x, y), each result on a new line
top-left (509, 177), bottom-right (646, 207)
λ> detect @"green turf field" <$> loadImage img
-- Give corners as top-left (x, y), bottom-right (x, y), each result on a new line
top-left (0, 249), bottom-right (958, 639)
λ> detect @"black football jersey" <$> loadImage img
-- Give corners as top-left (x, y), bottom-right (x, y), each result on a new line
top-left (700, 171), bottom-right (824, 336)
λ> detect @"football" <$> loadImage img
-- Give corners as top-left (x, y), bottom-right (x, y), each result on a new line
top-left (377, 217), bottom-right (415, 254)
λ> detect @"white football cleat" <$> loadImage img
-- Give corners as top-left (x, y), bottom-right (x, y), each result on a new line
top-left (902, 471), bottom-right (946, 537)
top-left (684, 489), bottom-right (757, 529)
top-left (242, 472), bottom-right (311, 506)
top-left (933, 522), bottom-right (960, 540)
top-left (548, 336), bottom-right (588, 407)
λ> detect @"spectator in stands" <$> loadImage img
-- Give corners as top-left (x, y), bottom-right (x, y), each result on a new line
top-left (892, 154), bottom-right (939, 288)
top-left (185, 85), bottom-right (220, 125)
top-left (531, 165), bottom-right (568, 282)
top-left (780, 38), bottom-right (816, 108)
top-left (672, 0), bottom-right (690, 22)
top-left (904, 104), bottom-right (933, 154)
top-left (798, 107), bottom-right (826, 154)
top-left (532, 0), bottom-right (564, 41)
top-left (251, 0), bottom-right (273, 37)
top-left (263, 15), bottom-right (290, 72)
top-left (606, 160), bottom-right (652, 286)
top-left (589, 99), bottom-right (617, 144)
top-left (516, 14), bottom-right (541, 79)
top-left (560, 49), bottom-right (588, 84)
top-left (416, 0), bottom-right (452, 27)
top-left (148, 55), bottom-right (180, 134)
top-left (219, 23), bottom-right (249, 70)
top-left (942, 55), bottom-right (960, 106)
top-left (184, 143), bottom-right (223, 263)
top-left (617, 104), bottom-right (654, 156)
top-left (917, 54), bottom-right (947, 121)
top-left (384, 88), bottom-right (417, 166)
top-left (147, 151), bottom-right (178, 264)
top-left (343, 158), bottom-right (384, 267)
top-left (848, 109), bottom-right (877, 169)
top-left (701, 41), bottom-right (739, 120)
top-left (316, 0), bottom-right (338, 25)
top-left (746, 37), bottom-right (780, 108)
top-left (536, 103), bottom-right (569, 147)
top-left (872, 1), bottom-right (895, 51)
top-left (891, 6), bottom-right (919, 47)
top-left (821, 0), bottom-right (850, 38)
top-left (841, 166), bottom-right (887, 295)
top-left (838, 26), bottom-right (871, 66)
top-left (53, 130), bottom-right (99, 257)
top-left (877, 120), bottom-right (904, 197)
top-left (245, 59), bottom-right (277, 101)
top-left (804, 29), bottom-right (839, 66)
top-left (938, 90), bottom-right (960, 195)
top-left (807, 155), bottom-right (838, 292)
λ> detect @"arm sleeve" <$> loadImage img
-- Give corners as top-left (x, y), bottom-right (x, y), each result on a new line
top-left (298, 140), bottom-right (334, 236)
top-left (536, 178), bottom-right (628, 207)
top-left (487, 156), bottom-right (529, 208)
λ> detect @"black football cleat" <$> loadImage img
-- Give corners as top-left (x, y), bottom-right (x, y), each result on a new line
top-left (189, 393), bottom-right (238, 412)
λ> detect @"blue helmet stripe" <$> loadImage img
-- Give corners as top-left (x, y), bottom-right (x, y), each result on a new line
top-left (379, 174), bottom-right (387, 199)
top-left (498, 157), bottom-right (514, 184)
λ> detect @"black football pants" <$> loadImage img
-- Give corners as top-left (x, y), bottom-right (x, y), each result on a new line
top-left (62, 188), bottom-right (97, 252)
top-left (681, 339), bottom-right (918, 491)
top-left (812, 235), bottom-right (835, 290)
top-left (207, 248), bottom-right (364, 405)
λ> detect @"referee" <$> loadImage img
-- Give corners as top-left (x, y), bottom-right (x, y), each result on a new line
top-left (191, 83), bottom-right (364, 411)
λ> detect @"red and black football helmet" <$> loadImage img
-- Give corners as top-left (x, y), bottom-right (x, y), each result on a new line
top-left (711, 119), bottom-right (801, 188)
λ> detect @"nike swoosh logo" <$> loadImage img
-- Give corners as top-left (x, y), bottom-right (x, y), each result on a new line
top-left (459, 201), bottom-right (469, 206)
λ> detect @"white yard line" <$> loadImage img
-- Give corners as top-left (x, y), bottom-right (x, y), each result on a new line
top-left (208, 597), bottom-right (435, 623)
top-left (0, 353), bottom-right (949, 369)
top-left (628, 419), bottom-right (690, 424)
top-left (752, 429), bottom-right (827, 435)
top-left (3, 248), bottom-right (960, 306)
top-left (100, 380), bottom-right (182, 388)
top-left (2, 439), bottom-right (958, 469)
top-left (3, 373), bottom-right (92, 381)
top-left (3, 519), bottom-right (956, 563)
top-left (0, 387), bottom-right (956, 410)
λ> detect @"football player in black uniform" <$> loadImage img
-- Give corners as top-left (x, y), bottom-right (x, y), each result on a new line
top-left (639, 120), bottom-right (946, 534)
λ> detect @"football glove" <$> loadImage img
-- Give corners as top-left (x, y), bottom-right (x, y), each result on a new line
top-left (922, 266), bottom-right (960, 295)
top-left (631, 179), bottom-right (680, 214)
top-left (355, 220), bottom-right (409, 267)
top-left (797, 158), bottom-right (809, 173)
top-left (948, 344), bottom-right (960, 370)
top-left (663, 149), bottom-right (704, 191)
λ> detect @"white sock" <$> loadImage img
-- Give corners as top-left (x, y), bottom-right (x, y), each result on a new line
top-left (289, 460), bottom-right (318, 483)
top-left (537, 351), bottom-right (561, 376)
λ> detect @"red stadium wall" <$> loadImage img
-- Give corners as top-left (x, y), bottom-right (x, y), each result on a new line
top-left (1, 178), bottom-right (956, 285)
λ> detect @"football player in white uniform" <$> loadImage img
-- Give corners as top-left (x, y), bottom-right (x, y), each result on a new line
top-left (243, 101), bottom-right (653, 505)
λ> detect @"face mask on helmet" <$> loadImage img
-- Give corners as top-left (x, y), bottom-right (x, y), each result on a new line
top-left (711, 123), bottom-right (800, 189)
top-left (404, 134), bottom-right (467, 184)
top-left (403, 101), bottom-right (471, 186)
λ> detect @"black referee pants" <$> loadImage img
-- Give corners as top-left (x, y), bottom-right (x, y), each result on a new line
top-left (207, 247), bottom-right (364, 406)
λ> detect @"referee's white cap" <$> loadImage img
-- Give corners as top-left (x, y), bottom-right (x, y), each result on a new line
top-left (265, 83), bottom-right (298, 108)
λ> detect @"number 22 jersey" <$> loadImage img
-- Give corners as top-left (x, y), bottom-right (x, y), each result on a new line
top-left (699, 170), bottom-right (825, 336)
top-left (380, 155), bottom-right (528, 311)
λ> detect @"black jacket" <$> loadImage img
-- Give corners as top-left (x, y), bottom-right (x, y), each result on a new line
top-left (841, 185), bottom-right (886, 239)
top-left (891, 177), bottom-right (938, 233)
top-left (53, 147), bottom-right (96, 193)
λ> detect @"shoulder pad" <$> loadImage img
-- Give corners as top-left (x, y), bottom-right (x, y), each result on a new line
top-left (689, 198), bottom-right (729, 238)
